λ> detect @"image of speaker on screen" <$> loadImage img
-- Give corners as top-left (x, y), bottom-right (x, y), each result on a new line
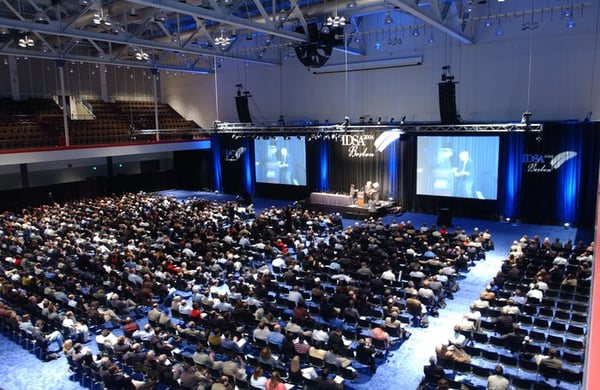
top-left (254, 136), bottom-right (307, 186)
top-left (416, 136), bottom-right (499, 200)
top-left (278, 147), bottom-right (291, 184)
top-left (452, 150), bottom-right (475, 198)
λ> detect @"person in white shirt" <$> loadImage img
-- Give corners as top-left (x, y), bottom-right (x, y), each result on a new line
top-left (381, 267), bottom-right (397, 283)
top-left (448, 325), bottom-right (466, 346)
top-left (62, 311), bottom-right (89, 342)
top-left (526, 285), bottom-right (544, 302)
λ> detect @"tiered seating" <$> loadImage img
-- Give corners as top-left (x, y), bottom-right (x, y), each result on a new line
top-left (437, 239), bottom-right (589, 390)
top-left (0, 98), bottom-right (62, 150)
top-left (68, 100), bottom-right (131, 145)
top-left (115, 100), bottom-right (202, 141)
top-left (0, 97), bottom-right (206, 149)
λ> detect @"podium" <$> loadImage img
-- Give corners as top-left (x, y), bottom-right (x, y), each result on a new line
top-left (357, 191), bottom-right (365, 206)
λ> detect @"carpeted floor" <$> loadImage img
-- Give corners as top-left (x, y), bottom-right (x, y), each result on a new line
top-left (0, 190), bottom-right (588, 390)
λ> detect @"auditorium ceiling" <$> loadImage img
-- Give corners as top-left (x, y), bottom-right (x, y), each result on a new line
top-left (0, 0), bottom-right (588, 73)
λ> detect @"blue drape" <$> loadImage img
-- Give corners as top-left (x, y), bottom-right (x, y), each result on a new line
top-left (318, 140), bottom-right (330, 191)
top-left (211, 134), bottom-right (222, 192)
top-left (499, 132), bottom-right (524, 219)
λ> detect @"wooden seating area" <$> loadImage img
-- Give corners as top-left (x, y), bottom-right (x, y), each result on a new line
top-left (0, 98), bottom-right (62, 150)
top-left (0, 97), bottom-right (206, 150)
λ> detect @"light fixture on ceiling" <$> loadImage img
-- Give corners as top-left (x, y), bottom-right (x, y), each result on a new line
top-left (93, 6), bottom-right (112, 26)
top-left (134, 48), bottom-right (149, 61)
top-left (34, 11), bottom-right (50, 24)
top-left (171, 33), bottom-right (179, 44)
top-left (384, 12), bottom-right (394, 25)
top-left (326, 0), bottom-right (346, 27)
top-left (93, 14), bottom-right (111, 26)
top-left (496, 18), bottom-right (503, 36)
top-left (278, 9), bottom-right (287, 23)
top-left (411, 18), bottom-right (420, 36)
top-left (566, 0), bottom-right (575, 29)
top-left (327, 15), bottom-right (346, 27)
top-left (346, 0), bottom-right (357, 8)
top-left (0, 27), bottom-right (9, 35)
top-left (214, 29), bottom-right (230, 47)
top-left (383, 0), bottom-right (393, 25)
top-left (18, 35), bottom-right (35, 48)
top-left (157, 10), bottom-right (167, 22)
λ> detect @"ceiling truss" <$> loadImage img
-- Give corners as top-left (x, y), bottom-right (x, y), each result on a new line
top-left (0, 0), bottom-right (587, 73)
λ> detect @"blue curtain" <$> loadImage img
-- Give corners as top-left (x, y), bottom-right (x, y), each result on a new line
top-left (243, 137), bottom-right (254, 195)
top-left (499, 132), bottom-right (524, 219)
top-left (385, 141), bottom-right (399, 200)
top-left (211, 134), bottom-right (222, 192)
top-left (318, 140), bottom-right (330, 191)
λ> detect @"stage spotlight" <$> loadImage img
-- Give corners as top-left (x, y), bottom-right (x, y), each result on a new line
top-left (563, 222), bottom-right (570, 229)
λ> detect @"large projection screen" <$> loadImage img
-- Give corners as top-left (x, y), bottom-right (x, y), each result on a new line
top-left (254, 136), bottom-right (307, 186)
top-left (416, 135), bottom-right (500, 200)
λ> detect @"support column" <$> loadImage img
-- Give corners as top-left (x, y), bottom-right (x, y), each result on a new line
top-left (8, 56), bottom-right (20, 101)
top-left (152, 68), bottom-right (160, 142)
top-left (99, 63), bottom-right (108, 102)
top-left (19, 163), bottom-right (29, 189)
top-left (56, 59), bottom-right (70, 147)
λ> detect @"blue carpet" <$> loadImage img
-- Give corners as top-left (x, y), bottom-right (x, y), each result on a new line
top-left (0, 191), bottom-right (585, 390)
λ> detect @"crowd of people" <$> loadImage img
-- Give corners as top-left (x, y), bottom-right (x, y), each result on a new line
top-left (422, 233), bottom-right (593, 390)
top-left (0, 192), bottom-right (498, 389)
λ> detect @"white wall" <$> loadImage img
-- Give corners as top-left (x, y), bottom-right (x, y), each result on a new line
top-left (162, 5), bottom-right (600, 127)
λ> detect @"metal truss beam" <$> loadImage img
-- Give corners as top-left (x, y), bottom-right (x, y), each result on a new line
top-left (0, 16), bottom-right (280, 66)
top-left (127, 0), bottom-right (308, 42)
top-left (387, 0), bottom-right (472, 44)
top-left (211, 121), bottom-right (543, 135)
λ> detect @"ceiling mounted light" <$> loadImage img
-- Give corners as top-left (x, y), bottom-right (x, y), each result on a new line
top-left (34, 11), bottom-right (50, 24)
top-left (384, 12), bottom-right (394, 25)
top-left (278, 9), bottom-right (287, 22)
top-left (157, 10), bottom-right (167, 22)
top-left (18, 35), bottom-right (35, 48)
top-left (346, 0), bottom-right (357, 7)
top-left (326, 15), bottom-right (346, 27)
top-left (134, 48), bottom-right (149, 61)
top-left (0, 27), bottom-right (9, 35)
top-left (214, 29), bottom-right (230, 48)
top-left (92, 7), bottom-right (112, 26)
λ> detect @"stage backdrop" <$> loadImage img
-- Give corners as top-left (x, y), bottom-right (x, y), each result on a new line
top-left (214, 122), bottom-right (599, 227)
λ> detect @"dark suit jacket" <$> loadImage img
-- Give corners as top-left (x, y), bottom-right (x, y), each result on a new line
top-left (423, 363), bottom-right (445, 383)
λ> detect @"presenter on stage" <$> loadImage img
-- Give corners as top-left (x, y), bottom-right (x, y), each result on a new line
top-left (453, 150), bottom-right (475, 198)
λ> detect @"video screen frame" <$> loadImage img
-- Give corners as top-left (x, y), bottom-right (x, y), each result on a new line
top-left (416, 135), bottom-right (500, 200)
top-left (254, 136), bottom-right (307, 186)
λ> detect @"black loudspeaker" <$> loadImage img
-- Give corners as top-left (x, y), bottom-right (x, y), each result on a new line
top-left (438, 82), bottom-right (458, 124)
top-left (437, 208), bottom-right (452, 226)
top-left (235, 95), bottom-right (252, 123)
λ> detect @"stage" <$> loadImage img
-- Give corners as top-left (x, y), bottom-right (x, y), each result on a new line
top-left (304, 192), bottom-right (399, 219)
